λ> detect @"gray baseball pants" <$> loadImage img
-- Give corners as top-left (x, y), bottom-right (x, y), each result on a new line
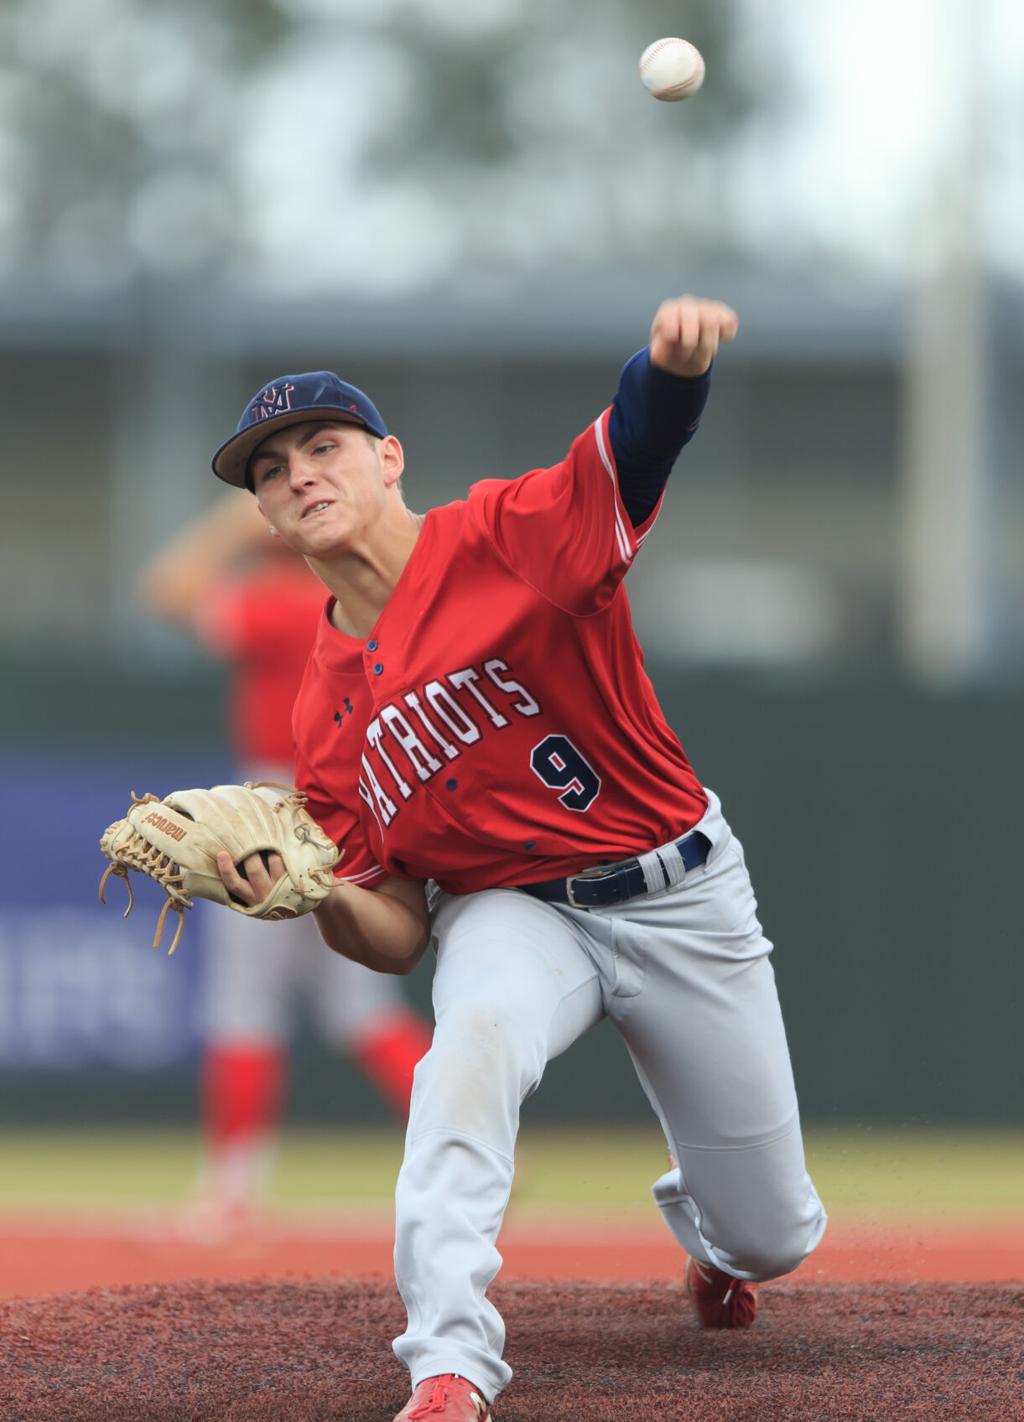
top-left (392, 790), bottom-right (827, 1399)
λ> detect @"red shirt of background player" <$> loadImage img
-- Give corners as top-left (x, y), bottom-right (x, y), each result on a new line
top-left (197, 554), bottom-right (326, 767)
top-left (292, 408), bottom-right (708, 896)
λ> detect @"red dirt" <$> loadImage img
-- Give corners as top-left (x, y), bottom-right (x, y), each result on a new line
top-left (1, 1213), bottom-right (1020, 1300)
top-left (2, 1277), bottom-right (1022, 1422)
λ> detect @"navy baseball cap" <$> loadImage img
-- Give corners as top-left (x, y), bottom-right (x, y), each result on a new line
top-left (211, 371), bottom-right (388, 488)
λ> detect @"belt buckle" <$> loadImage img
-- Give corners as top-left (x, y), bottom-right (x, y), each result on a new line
top-left (565, 875), bottom-right (592, 909)
top-left (565, 859), bottom-right (630, 909)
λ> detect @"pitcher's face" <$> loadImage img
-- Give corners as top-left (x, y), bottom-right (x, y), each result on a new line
top-left (250, 421), bottom-right (404, 556)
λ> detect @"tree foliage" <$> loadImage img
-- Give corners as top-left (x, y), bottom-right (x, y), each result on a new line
top-left (0, 0), bottom-right (773, 288)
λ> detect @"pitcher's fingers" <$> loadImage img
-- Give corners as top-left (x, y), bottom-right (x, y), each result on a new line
top-left (216, 849), bottom-right (257, 904)
top-left (715, 302), bottom-right (740, 341)
top-left (650, 300), bottom-right (681, 350)
top-left (238, 850), bottom-right (279, 900)
top-left (677, 302), bottom-right (701, 355)
top-left (693, 325), bottom-right (720, 370)
top-left (238, 851), bottom-right (287, 901)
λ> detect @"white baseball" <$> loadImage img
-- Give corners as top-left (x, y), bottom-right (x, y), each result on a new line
top-left (639, 37), bottom-right (705, 102)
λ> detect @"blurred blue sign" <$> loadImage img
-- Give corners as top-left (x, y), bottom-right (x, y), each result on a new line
top-left (1, 751), bottom-right (230, 1071)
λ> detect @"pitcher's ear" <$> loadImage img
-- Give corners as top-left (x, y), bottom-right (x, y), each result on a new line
top-left (381, 434), bottom-right (405, 487)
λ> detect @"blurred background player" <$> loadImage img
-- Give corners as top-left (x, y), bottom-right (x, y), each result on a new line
top-left (141, 492), bottom-right (433, 1228)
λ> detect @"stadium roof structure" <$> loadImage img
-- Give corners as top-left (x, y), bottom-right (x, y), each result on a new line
top-left (5, 264), bottom-right (1012, 364)
top-left (188, 266), bottom-right (911, 363)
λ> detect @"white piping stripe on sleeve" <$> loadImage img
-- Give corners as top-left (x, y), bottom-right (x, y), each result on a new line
top-left (592, 413), bottom-right (635, 564)
top-left (635, 494), bottom-right (666, 548)
top-left (340, 865), bottom-right (386, 885)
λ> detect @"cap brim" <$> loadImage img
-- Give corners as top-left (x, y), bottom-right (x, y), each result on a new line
top-left (211, 408), bottom-right (372, 488)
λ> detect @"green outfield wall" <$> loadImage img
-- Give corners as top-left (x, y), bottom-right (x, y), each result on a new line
top-left (2, 653), bottom-right (1020, 1125)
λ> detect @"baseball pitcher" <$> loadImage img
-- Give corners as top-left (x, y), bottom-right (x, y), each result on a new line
top-left (108, 295), bottom-right (827, 1420)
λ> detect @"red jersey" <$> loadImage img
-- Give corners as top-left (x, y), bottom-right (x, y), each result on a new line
top-left (292, 408), bottom-right (708, 895)
top-left (197, 558), bottom-right (326, 766)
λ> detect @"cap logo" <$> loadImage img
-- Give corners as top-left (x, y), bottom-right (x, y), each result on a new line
top-left (250, 382), bottom-right (297, 423)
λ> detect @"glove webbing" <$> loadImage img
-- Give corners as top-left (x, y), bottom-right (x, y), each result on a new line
top-left (98, 791), bottom-right (191, 955)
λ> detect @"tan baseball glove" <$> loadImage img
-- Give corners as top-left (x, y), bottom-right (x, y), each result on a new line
top-left (98, 781), bottom-right (341, 955)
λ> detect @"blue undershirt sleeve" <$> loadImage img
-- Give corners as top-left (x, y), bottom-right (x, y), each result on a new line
top-left (608, 348), bottom-right (712, 527)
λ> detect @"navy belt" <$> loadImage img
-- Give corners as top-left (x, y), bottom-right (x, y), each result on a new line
top-left (516, 830), bottom-right (711, 909)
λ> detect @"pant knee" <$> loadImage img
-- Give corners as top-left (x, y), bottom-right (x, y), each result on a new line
top-left (723, 1240), bottom-right (810, 1282)
top-left (657, 1161), bottom-right (828, 1282)
top-left (712, 1198), bottom-right (827, 1281)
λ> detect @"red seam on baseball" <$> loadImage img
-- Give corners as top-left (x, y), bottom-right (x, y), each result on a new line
top-left (640, 40), bottom-right (703, 97)
top-left (656, 71), bottom-right (704, 98)
top-left (641, 38), bottom-right (693, 71)
top-left (642, 38), bottom-right (684, 66)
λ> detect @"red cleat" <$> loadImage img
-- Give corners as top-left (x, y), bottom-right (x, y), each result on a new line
top-left (393, 1374), bottom-right (492, 1420)
top-left (684, 1256), bottom-right (758, 1328)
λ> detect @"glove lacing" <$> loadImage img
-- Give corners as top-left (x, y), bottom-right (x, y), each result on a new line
top-left (98, 792), bottom-right (190, 956)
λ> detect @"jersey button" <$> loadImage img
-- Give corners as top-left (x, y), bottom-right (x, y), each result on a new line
top-left (445, 778), bottom-right (458, 790)
top-left (524, 840), bottom-right (536, 850)
top-left (372, 662), bottom-right (384, 676)
top-left (367, 639), bottom-right (379, 652)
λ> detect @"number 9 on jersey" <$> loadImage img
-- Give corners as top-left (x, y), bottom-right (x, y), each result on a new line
top-left (530, 734), bottom-right (601, 812)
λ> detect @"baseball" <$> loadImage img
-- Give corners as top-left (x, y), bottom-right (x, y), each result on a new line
top-left (639, 37), bottom-right (705, 102)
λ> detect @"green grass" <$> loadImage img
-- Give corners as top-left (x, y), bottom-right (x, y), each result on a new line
top-left (804, 1126), bottom-right (1024, 1219)
top-left (0, 1124), bottom-right (1020, 1222)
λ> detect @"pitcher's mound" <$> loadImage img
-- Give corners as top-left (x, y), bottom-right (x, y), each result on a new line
top-left (2, 1277), bottom-right (1022, 1421)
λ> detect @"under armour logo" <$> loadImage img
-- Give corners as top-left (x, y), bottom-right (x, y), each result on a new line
top-left (333, 697), bottom-right (355, 727)
top-left (250, 382), bottom-right (296, 423)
